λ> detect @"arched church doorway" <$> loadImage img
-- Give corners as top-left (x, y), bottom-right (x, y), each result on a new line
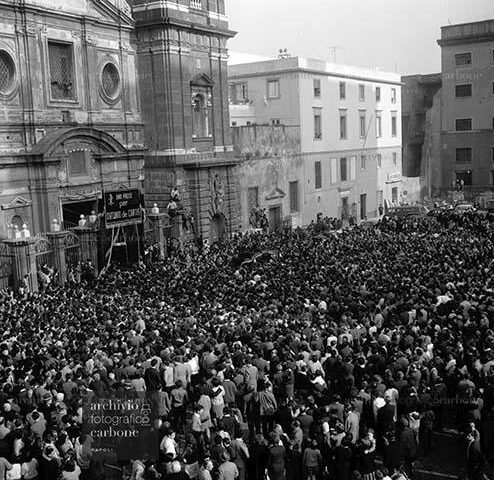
top-left (209, 213), bottom-right (226, 243)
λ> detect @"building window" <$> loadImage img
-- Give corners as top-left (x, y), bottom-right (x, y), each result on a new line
top-left (376, 111), bottom-right (382, 138)
top-left (492, 146), bottom-right (494, 162)
top-left (101, 62), bottom-right (121, 103)
top-left (191, 88), bottom-right (212, 138)
top-left (339, 81), bottom-right (346, 100)
top-left (289, 181), bottom-right (299, 213)
top-left (391, 88), bottom-right (397, 103)
top-left (68, 150), bottom-right (88, 176)
top-left (377, 153), bottom-right (382, 168)
top-left (271, 118), bottom-right (281, 126)
top-left (456, 147), bottom-right (472, 163)
top-left (455, 84), bottom-right (472, 98)
top-left (267, 79), bottom-right (280, 99)
top-left (340, 157), bottom-right (347, 182)
top-left (360, 155), bottom-right (366, 171)
top-left (48, 41), bottom-right (75, 99)
top-left (247, 187), bottom-right (259, 212)
top-left (455, 52), bottom-right (472, 66)
top-left (229, 83), bottom-right (248, 103)
top-left (339, 113), bottom-right (347, 139)
top-left (456, 170), bottom-right (472, 186)
top-left (231, 121), bottom-right (237, 127)
top-left (314, 109), bottom-right (322, 140)
top-left (359, 84), bottom-right (365, 101)
top-left (239, 83), bottom-right (248, 102)
top-left (392, 152), bottom-right (397, 166)
top-left (313, 78), bottom-right (321, 98)
top-left (391, 112), bottom-right (397, 137)
top-left (455, 118), bottom-right (472, 131)
top-left (359, 113), bottom-right (366, 139)
top-left (315, 161), bottom-right (322, 189)
top-left (492, 49), bottom-right (494, 63)
top-left (0, 50), bottom-right (16, 96)
top-left (375, 87), bottom-right (381, 102)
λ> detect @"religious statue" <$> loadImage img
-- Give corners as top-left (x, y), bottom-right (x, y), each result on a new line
top-left (50, 219), bottom-right (61, 232)
top-left (170, 187), bottom-right (180, 202)
top-left (21, 224), bottom-right (30, 238)
top-left (213, 174), bottom-right (225, 213)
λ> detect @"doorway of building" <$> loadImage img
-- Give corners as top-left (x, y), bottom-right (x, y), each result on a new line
top-left (62, 200), bottom-right (98, 230)
top-left (341, 197), bottom-right (349, 220)
top-left (268, 205), bottom-right (282, 232)
top-left (391, 187), bottom-right (398, 204)
top-left (360, 193), bottom-right (367, 220)
top-left (210, 213), bottom-right (226, 243)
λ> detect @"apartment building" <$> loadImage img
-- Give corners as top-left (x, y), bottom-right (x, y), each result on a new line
top-left (438, 19), bottom-right (494, 197)
top-left (229, 57), bottom-right (403, 227)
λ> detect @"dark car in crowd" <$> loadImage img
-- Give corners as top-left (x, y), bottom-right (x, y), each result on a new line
top-left (386, 205), bottom-right (429, 218)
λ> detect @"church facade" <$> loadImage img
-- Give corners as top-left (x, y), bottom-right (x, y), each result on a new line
top-left (0, 0), bottom-right (146, 238)
top-left (0, 0), bottom-right (240, 248)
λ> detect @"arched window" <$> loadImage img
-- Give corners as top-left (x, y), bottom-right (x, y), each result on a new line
top-left (190, 74), bottom-right (214, 140)
top-left (11, 215), bottom-right (23, 229)
top-left (192, 92), bottom-right (210, 139)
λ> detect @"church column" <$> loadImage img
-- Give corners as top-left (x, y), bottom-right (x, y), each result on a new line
top-left (46, 231), bottom-right (68, 286)
top-left (4, 238), bottom-right (39, 293)
top-left (149, 212), bottom-right (168, 260)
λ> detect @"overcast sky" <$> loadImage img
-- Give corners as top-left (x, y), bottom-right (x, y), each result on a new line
top-left (225, 0), bottom-right (494, 74)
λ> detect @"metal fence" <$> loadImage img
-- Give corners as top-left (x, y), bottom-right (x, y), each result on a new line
top-left (34, 237), bottom-right (53, 270)
top-left (0, 242), bottom-right (13, 289)
top-left (64, 232), bottom-right (80, 269)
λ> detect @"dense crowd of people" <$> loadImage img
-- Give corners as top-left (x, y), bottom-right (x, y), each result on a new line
top-left (0, 211), bottom-right (493, 480)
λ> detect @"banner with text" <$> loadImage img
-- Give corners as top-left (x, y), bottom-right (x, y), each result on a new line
top-left (104, 189), bottom-right (142, 227)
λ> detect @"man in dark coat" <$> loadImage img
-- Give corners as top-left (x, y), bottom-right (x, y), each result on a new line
top-left (383, 432), bottom-right (403, 473)
top-left (144, 358), bottom-right (162, 393)
top-left (399, 418), bottom-right (418, 476)
top-left (248, 434), bottom-right (268, 480)
top-left (376, 394), bottom-right (396, 449)
top-left (466, 430), bottom-right (484, 480)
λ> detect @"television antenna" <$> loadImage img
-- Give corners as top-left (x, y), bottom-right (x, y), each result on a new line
top-left (329, 46), bottom-right (344, 63)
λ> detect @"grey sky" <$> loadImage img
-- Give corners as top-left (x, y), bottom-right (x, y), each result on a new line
top-left (225, 0), bottom-right (494, 74)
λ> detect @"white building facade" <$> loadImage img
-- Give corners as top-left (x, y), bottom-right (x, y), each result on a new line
top-left (229, 57), bottom-right (403, 224)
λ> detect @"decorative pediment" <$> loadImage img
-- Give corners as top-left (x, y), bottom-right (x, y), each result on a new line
top-left (92, 0), bottom-right (133, 26)
top-left (265, 186), bottom-right (286, 201)
top-left (191, 73), bottom-right (214, 88)
top-left (1, 196), bottom-right (32, 210)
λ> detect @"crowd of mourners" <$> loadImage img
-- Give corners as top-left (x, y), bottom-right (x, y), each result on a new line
top-left (0, 210), bottom-right (493, 480)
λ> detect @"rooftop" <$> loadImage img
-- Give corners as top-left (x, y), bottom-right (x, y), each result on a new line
top-left (438, 18), bottom-right (494, 46)
top-left (229, 56), bottom-right (402, 85)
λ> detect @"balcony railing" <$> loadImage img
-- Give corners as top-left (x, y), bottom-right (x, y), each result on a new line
top-left (190, 0), bottom-right (203, 9)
